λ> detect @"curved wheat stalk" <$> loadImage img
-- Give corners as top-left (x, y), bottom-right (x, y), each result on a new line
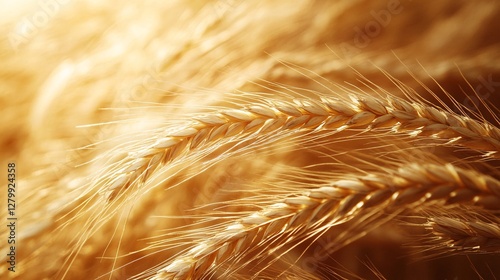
top-left (102, 95), bottom-right (500, 200)
top-left (426, 216), bottom-right (500, 253)
top-left (151, 163), bottom-right (500, 279)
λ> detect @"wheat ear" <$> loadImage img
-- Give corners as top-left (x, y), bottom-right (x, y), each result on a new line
top-left (151, 163), bottom-right (500, 279)
top-left (426, 216), bottom-right (500, 253)
top-left (103, 95), bottom-right (500, 199)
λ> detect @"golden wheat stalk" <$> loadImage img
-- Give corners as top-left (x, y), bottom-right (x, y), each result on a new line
top-left (101, 94), bottom-right (500, 201)
top-left (151, 162), bottom-right (500, 279)
top-left (425, 216), bottom-right (500, 253)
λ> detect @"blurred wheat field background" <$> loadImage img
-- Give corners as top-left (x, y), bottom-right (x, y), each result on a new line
top-left (1, 0), bottom-right (500, 279)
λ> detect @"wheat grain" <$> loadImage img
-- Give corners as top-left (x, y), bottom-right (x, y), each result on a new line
top-left (151, 163), bottom-right (500, 279)
top-left (103, 95), bottom-right (500, 200)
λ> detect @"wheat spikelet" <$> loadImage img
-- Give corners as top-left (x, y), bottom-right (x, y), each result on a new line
top-left (102, 94), bottom-right (500, 201)
top-left (152, 162), bottom-right (500, 279)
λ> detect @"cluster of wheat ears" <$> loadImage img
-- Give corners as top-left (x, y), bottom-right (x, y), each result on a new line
top-left (1, 0), bottom-right (500, 279)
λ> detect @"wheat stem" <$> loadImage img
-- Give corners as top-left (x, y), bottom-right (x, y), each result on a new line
top-left (104, 95), bottom-right (500, 199)
top-left (151, 163), bottom-right (500, 279)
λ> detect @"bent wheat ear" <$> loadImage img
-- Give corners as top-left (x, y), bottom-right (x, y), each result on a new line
top-left (103, 95), bottom-right (500, 200)
top-left (425, 216), bottom-right (500, 254)
top-left (152, 163), bottom-right (500, 279)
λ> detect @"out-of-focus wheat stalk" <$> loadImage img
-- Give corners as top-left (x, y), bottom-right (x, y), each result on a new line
top-left (427, 216), bottom-right (500, 253)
